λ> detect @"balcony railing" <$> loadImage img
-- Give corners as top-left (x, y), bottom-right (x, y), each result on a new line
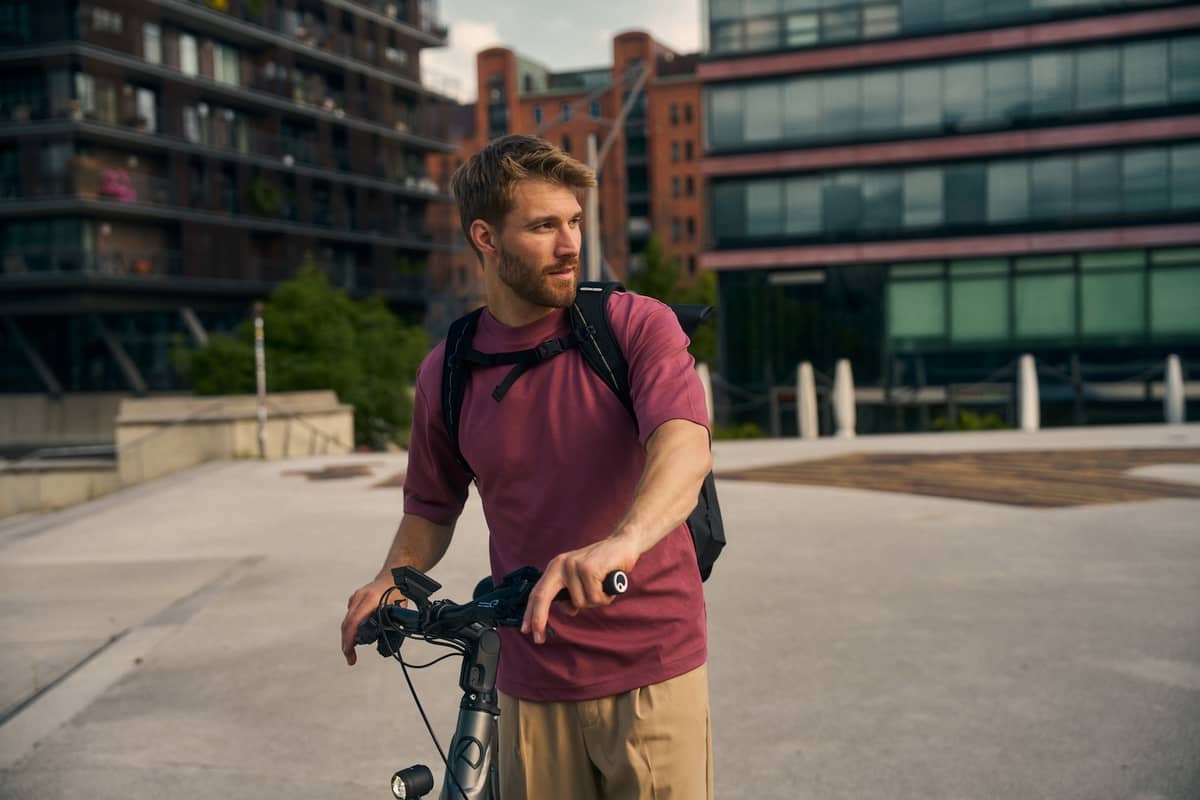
top-left (2, 248), bottom-right (183, 277)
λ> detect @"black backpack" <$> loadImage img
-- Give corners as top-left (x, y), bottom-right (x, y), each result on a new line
top-left (440, 281), bottom-right (726, 581)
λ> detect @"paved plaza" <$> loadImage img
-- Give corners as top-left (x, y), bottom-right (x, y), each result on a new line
top-left (1, 424), bottom-right (1199, 799)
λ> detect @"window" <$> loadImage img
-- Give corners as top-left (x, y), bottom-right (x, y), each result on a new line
top-left (533, 106), bottom-right (542, 125)
top-left (686, 216), bottom-right (696, 240)
top-left (823, 173), bottom-right (862, 234)
top-left (670, 103), bottom-right (679, 125)
top-left (901, 67), bottom-right (940, 130)
top-left (1150, 249), bottom-right (1200, 335)
top-left (1030, 156), bottom-right (1073, 220)
top-left (142, 23), bottom-right (162, 65)
top-left (942, 62), bottom-right (984, 129)
top-left (685, 140), bottom-right (694, 161)
top-left (1169, 36), bottom-right (1200, 103)
top-left (746, 180), bottom-right (783, 237)
top-left (1075, 153), bottom-right (1120, 217)
top-left (1030, 52), bottom-right (1072, 117)
top-left (180, 34), bottom-right (198, 77)
top-left (670, 141), bottom-right (679, 163)
top-left (1170, 143), bottom-right (1200, 211)
top-left (672, 177), bottom-right (680, 198)
top-left (1014, 256), bottom-right (1075, 339)
top-left (888, 265), bottom-right (945, 341)
top-left (1080, 251), bottom-right (1145, 337)
top-left (561, 102), bottom-right (570, 121)
top-left (744, 84), bottom-right (782, 142)
top-left (91, 7), bottom-right (122, 33)
top-left (986, 161), bottom-right (1029, 223)
top-left (943, 165), bottom-right (985, 226)
top-left (862, 72), bottom-right (901, 133)
top-left (821, 75), bottom-right (859, 136)
top-left (950, 259), bottom-right (1009, 342)
top-left (784, 13), bottom-right (818, 47)
top-left (590, 101), bottom-right (600, 119)
top-left (134, 87), bottom-right (157, 133)
top-left (1075, 47), bottom-right (1120, 111)
top-left (711, 183), bottom-right (746, 242)
top-left (861, 172), bottom-right (902, 232)
top-left (1122, 41), bottom-right (1167, 108)
top-left (785, 177), bottom-right (822, 235)
top-left (213, 43), bottom-right (240, 87)
top-left (708, 86), bottom-right (741, 148)
top-left (863, 4), bottom-right (900, 38)
top-left (985, 57), bottom-right (1029, 122)
top-left (686, 176), bottom-right (695, 196)
top-left (903, 168), bottom-right (942, 228)
top-left (684, 103), bottom-right (693, 124)
top-left (561, 134), bottom-right (570, 153)
top-left (672, 217), bottom-right (682, 242)
top-left (783, 80), bottom-right (819, 142)
top-left (1123, 149), bottom-right (1169, 214)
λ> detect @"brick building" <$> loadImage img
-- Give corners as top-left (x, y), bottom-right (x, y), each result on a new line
top-left (425, 30), bottom-right (705, 336)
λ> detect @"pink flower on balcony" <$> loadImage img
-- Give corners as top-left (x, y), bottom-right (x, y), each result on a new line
top-left (98, 168), bottom-right (137, 203)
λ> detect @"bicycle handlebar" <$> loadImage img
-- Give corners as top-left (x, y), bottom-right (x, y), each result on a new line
top-left (356, 565), bottom-right (628, 653)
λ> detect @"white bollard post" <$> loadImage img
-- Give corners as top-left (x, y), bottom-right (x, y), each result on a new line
top-left (1165, 354), bottom-right (1185, 424)
top-left (1018, 353), bottom-right (1039, 432)
top-left (696, 362), bottom-right (715, 426)
top-left (833, 358), bottom-right (856, 439)
top-left (797, 362), bottom-right (818, 440)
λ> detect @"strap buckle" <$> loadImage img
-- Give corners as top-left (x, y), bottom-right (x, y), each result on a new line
top-left (535, 339), bottom-right (565, 360)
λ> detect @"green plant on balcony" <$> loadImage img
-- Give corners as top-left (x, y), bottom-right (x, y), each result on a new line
top-left (395, 255), bottom-right (423, 275)
top-left (248, 176), bottom-right (282, 216)
top-left (204, 0), bottom-right (230, 11)
top-left (243, 0), bottom-right (264, 19)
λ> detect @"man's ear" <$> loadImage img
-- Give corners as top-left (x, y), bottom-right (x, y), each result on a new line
top-left (469, 220), bottom-right (498, 261)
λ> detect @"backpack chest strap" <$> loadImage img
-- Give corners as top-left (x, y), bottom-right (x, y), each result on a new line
top-left (460, 334), bottom-right (579, 401)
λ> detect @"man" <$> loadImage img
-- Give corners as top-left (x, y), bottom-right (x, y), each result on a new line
top-left (340, 135), bottom-right (713, 799)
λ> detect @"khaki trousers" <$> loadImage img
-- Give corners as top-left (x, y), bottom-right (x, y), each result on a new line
top-left (497, 664), bottom-right (712, 800)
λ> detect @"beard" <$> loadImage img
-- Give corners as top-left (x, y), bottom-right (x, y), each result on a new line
top-left (497, 247), bottom-right (580, 310)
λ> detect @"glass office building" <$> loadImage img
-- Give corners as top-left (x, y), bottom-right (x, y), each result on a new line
top-left (700, 0), bottom-right (1200, 432)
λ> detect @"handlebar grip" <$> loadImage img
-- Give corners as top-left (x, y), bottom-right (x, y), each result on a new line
top-left (553, 570), bottom-right (630, 603)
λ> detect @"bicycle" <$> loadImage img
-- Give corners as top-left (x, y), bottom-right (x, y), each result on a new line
top-left (355, 564), bottom-right (629, 800)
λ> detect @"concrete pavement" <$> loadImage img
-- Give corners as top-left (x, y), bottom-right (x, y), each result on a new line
top-left (1, 425), bottom-right (1199, 799)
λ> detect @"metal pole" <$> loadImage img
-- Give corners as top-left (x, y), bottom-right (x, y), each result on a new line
top-left (254, 302), bottom-right (267, 459)
top-left (585, 133), bottom-right (601, 283)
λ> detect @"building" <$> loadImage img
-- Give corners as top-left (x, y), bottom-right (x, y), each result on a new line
top-left (424, 31), bottom-right (706, 334)
top-left (699, 1), bottom-right (1200, 432)
top-left (0, 0), bottom-right (456, 396)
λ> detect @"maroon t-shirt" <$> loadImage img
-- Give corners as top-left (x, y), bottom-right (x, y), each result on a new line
top-left (403, 291), bottom-right (709, 701)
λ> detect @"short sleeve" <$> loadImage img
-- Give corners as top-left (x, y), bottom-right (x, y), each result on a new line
top-left (402, 347), bottom-right (473, 525)
top-left (608, 293), bottom-right (711, 445)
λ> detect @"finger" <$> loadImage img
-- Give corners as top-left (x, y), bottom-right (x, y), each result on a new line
top-left (562, 560), bottom-right (588, 611)
top-left (522, 572), bottom-right (563, 645)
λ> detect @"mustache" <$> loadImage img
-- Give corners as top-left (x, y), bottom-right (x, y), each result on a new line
top-left (543, 258), bottom-right (581, 274)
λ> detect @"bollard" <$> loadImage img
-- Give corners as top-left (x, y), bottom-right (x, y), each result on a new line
top-left (1165, 354), bottom-right (1185, 424)
top-left (1018, 353), bottom-right (1039, 432)
top-left (797, 362), bottom-right (818, 439)
top-left (833, 358), bottom-right (856, 439)
top-left (696, 362), bottom-right (715, 426)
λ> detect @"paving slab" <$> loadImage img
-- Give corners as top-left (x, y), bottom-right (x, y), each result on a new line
top-left (0, 428), bottom-right (1197, 799)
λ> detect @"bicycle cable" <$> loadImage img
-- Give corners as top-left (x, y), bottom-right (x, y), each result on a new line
top-left (377, 593), bottom-right (472, 800)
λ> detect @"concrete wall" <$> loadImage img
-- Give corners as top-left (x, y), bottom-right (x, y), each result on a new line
top-left (0, 394), bottom-right (133, 447)
top-left (1, 391), bottom-right (354, 518)
top-left (115, 391), bottom-right (354, 485)
top-left (0, 462), bottom-right (122, 517)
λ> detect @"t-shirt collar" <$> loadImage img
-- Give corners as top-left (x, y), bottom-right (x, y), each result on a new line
top-left (477, 306), bottom-right (570, 351)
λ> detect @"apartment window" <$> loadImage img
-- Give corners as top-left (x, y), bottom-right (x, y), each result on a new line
top-left (902, 67), bottom-right (940, 129)
top-left (1075, 153), bottom-right (1120, 217)
top-left (686, 216), bottom-right (696, 241)
top-left (182, 105), bottom-right (200, 143)
top-left (685, 176), bottom-right (695, 197)
top-left (562, 134), bottom-right (571, 153)
top-left (785, 177), bottom-right (822, 236)
top-left (986, 161), bottom-right (1029, 223)
top-left (949, 259), bottom-right (1009, 343)
top-left (590, 101), bottom-right (601, 119)
top-left (533, 105), bottom-right (542, 125)
top-left (903, 168), bottom-right (942, 228)
top-left (1014, 256), bottom-right (1075, 340)
top-left (862, 72), bottom-right (901, 133)
top-left (133, 86), bottom-right (157, 133)
top-left (213, 43), bottom-right (240, 87)
top-left (745, 84), bottom-right (782, 142)
top-left (1122, 41), bottom-right (1168, 108)
top-left (687, 255), bottom-right (697, 276)
top-left (985, 57), bottom-right (1029, 122)
top-left (669, 103), bottom-right (679, 125)
top-left (671, 177), bottom-right (680, 198)
top-left (1123, 149), bottom-right (1169, 214)
top-left (1030, 52), bottom-right (1073, 117)
top-left (561, 102), bottom-right (570, 121)
top-left (670, 141), bottom-right (679, 163)
top-left (180, 33), bottom-right (198, 77)
top-left (684, 140), bottom-right (694, 161)
top-left (0, 1), bottom-right (33, 45)
top-left (1170, 36), bottom-right (1200, 103)
top-left (684, 103), bottom-right (693, 124)
top-left (1080, 251), bottom-right (1145, 338)
top-left (91, 7), bottom-right (122, 34)
top-left (142, 23), bottom-right (162, 65)
top-left (1029, 156), bottom-right (1073, 220)
top-left (1075, 46), bottom-right (1120, 111)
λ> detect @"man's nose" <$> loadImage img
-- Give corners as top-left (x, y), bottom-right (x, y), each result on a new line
top-left (554, 224), bottom-right (580, 257)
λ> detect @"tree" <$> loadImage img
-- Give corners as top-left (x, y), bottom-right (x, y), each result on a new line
top-left (173, 261), bottom-right (428, 448)
top-left (626, 235), bottom-right (718, 367)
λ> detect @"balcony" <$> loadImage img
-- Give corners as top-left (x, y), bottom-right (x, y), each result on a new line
top-left (1, 247), bottom-right (183, 278)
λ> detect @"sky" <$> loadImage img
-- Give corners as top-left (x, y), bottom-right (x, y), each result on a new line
top-left (420, 0), bottom-right (704, 102)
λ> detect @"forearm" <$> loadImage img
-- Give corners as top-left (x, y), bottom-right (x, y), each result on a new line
top-left (611, 418), bottom-right (712, 558)
top-left (374, 513), bottom-right (456, 580)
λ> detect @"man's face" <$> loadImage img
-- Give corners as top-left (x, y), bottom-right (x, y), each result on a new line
top-left (494, 179), bottom-right (583, 310)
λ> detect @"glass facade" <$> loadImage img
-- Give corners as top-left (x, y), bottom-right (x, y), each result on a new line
top-left (710, 141), bottom-right (1200, 246)
top-left (706, 33), bottom-right (1200, 151)
top-left (707, 0), bottom-right (1185, 56)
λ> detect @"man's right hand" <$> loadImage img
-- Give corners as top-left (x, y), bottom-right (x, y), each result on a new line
top-left (341, 575), bottom-right (400, 666)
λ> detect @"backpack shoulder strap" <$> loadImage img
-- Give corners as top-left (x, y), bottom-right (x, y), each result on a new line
top-left (441, 306), bottom-right (486, 477)
top-left (570, 282), bottom-right (635, 419)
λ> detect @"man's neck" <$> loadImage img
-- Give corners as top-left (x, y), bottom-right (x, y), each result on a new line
top-left (484, 287), bottom-right (561, 328)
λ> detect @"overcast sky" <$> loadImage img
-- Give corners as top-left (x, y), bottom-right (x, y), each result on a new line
top-left (420, 0), bottom-right (704, 102)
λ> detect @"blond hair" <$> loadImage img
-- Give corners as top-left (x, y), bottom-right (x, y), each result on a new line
top-left (450, 135), bottom-right (596, 260)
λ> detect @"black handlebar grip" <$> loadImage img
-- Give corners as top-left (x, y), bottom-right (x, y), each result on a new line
top-left (553, 570), bottom-right (629, 603)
